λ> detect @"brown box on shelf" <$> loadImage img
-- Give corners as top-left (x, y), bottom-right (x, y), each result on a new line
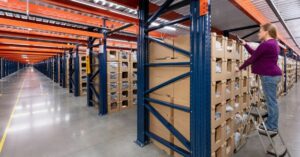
top-left (212, 58), bottom-right (226, 81)
top-left (108, 91), bottom-right (119, 102)
top-left (233, 77), bottom-right (242, 96)
top-left (211, 144), bottom-right (226, 157)
top-left (225, 79), bottom-right (234, 100)
top-left (149, 93), bottom-right (174, 156)
top-left (120, 80), bottom-right (130, 91)
top-left (242, 92), bottom-right (250, 108)
top-left (233, 60), bottom-right (242, 78)
top-left (211, 80), bottom-right (226, 105)
top-left (107, 49), bottom-right (119, 61)
top-left (107, 101), bottom-right (120, 113)
top-left (129, 62), bottom-right (137, 72)
top-left (234, 43), bottom-right (243, 60)
top-left (211, 123), bottom-right (226, 152)
top-left (119, 50), bottom-right (130, 62)
top-left (225, 59), bottom-right (234, 79)
top-left (224, 117), bottom-right (234, 140)
top-left (119, 61), bottom-right (129, 72)
top-left (120, 99), bottom-right (131, 110)
top-left (107, 82), bottom-right (119, 93)
top-left (225, 39), bottom-right (236, 59)
top-left (119, 71), bottom-right (130, 81)
top-left (211, 32), bottom-right (226, 59)
top-left (107, 72), bottom-right (119, 82)
top-left (225, 135), bottom-right (234, 157)
top-left (212, 102), bottom-right (226, 128)
top-left (131, 80), bottom-right (137, 90)
top-left (233, 94), bottom-right (242, 113)
top-left (120, 90), bottom-right (129, 101)
top-left (130, 71), bottom-right (137, 81)
top-left (107, 62), bottom-right (120, 72)
top-left (225, 99), bottom-right (234, 120)
top-left (130, 51), bottom-right (137, 62)
top-left (241, 76), bottom-right (249, 93)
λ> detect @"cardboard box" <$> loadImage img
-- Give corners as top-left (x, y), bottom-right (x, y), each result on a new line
top-left (241, 76), bottom-right (249, 93)
top-left (212, 102), bottom-right (226, 128)
top-left (120, 99), bottom-right (130, 110)
top-left (211, 123), bottom-right (225, 151)
top-left (107, 62), bottom-right (119, 72)
top-left (212, 80), bottom-right (226, 105)
top-left (225, 135), bottom-right (234, 157)
top-left (233, 60), bottom-right (242, 78)
top-left (173, 104), bottom-right (190, 156)
top-left (107, 82), bottom-right (119, 92)
top-left (130, 51), bottom-right (137, 62)
top-left (149, 93), bottom-right (174, 156)
top-left (211, 32), bottom-right (226, 59)
top-left (211, 144), bottom-right (226, 157)
top-left (120, 90), bottom-right (129, 101)
top-left (120, 81), bottom-right (130, 91)
top-left (107, 100), bottom-right (120, 113)
top-left (107, 49), bottom-right (119, 61)
top-left (119, 61), bottom-right (129, 72)
top-left (234, 43), bottom-right (243, 60)
top-left (107, 72), bottom-right (119, 82)
top-left (224, 117), bottom-right (234, 140)
top-left (233, 77), bottom-right (242, 96)
top-left (212, 58), bottom-right (226, 81)
top-left (225, 59), bottom-right (234, 79)
top-left (119, 71), bottom-right (130, 81)
top-left (130, 62), bottom-right (137, 72)
top-left (225, 79), bottom-right (234, 100)
top-left (119, 50), bottom-right (130, 62)
top-left (225, 39), bottom-right (236, 59)
top-left (225, 99), bottom-right (234, 120)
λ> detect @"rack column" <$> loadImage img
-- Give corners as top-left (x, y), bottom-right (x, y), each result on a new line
top-left (136, 0), bottom-right (211, 157)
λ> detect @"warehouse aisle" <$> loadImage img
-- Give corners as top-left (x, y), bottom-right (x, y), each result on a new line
top-left (235, 82), bottom-right (300, 157)
top-left (0, 68), bottom-right (168, 157)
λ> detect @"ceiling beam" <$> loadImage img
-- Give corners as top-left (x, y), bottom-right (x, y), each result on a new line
top-left (0, 46), bottom-right (64, 53)
top-left (0, 17), bottom-right (102, 38)
top-left (0, 38), bottom-right (75, 49)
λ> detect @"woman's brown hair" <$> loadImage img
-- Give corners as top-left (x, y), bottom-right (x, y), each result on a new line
top-left (261, 23), bottom-right (277, 39)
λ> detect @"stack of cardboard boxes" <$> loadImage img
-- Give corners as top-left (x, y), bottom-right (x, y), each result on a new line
top-left (107, 49), bottom-right (137, 113)
top-left (79, 55), bottom-right (87, 95)
top-left (147, 33), bottom-right (253, 157)
top-left (286, 58), bottom-right (296, 90)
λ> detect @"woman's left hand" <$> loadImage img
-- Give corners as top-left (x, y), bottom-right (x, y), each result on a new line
top-left (235, 67), bottom-right (240, 72)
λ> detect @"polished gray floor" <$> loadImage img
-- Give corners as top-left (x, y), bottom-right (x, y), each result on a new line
top-left (235, 81), bottom-right (300, 157)
top-left (0, 68), bottom-right (299, 157)
top-left (0, 68), bottom-right (169, 157)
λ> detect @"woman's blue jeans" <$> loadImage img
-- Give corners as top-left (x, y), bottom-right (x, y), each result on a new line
top-left (260, 75), bottom-right (281, 130)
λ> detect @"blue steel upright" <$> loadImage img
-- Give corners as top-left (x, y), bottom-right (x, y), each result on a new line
top-left (74, 45), bottom-right (80, 97)
top-left (98, 33), bottom-right (108, 115)
top-left (136, 0), bottom-right (211, 156)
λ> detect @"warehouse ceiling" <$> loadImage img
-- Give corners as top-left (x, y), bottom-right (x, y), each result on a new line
top-left (0, 0), bottom-right (299, 64)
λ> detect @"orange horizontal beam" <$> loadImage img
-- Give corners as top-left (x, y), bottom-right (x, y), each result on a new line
top-left (0, 51), bottom-right (57, 56)
top-left (0, 0), bottom-right (139, 34)
top-left (0, 30), bottom-right (87, 44)
top-left (0, 38), bottom-right (75, 49)
top-left (0, 17), bottom-right (103, 38)
top-left (230, 0), bottom-right (299, 54)
top-left (0, 46), bottom-right (64, 53)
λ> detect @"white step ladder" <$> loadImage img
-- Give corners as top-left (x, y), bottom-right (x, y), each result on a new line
top-left (235, 86), bottom-right (291, 157)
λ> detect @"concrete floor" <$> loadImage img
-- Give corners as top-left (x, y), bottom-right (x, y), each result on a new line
top-left (0, 68), bottom-right (169, 157)
top-left (234, 79), bottom-right (300, 157)
top-left (0, 67), bottom-right (299, 157)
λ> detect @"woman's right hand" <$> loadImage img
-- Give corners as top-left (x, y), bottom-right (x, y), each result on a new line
top-left (240, 39), bottom-right (247, 46)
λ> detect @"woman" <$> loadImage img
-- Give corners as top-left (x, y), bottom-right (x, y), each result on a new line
top-left (238, 23), bottom-right (282, 134)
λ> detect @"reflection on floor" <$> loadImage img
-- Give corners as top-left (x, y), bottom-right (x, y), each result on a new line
top-left (234, 82), bottom-right (300, 157)
top-left (0, 68), bottom-right (169, 157)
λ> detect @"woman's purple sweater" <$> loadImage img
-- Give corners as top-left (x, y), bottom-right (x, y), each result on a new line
top-left (239, 39), bottom-right (282, 76)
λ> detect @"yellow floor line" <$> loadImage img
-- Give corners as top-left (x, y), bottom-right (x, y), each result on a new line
top-left (0, 79), bottom-right (25, 153)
